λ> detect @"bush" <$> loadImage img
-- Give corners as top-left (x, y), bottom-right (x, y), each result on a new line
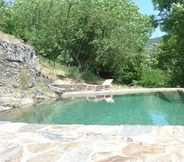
top-left (65, 66), bottom-right (82, 82)
top-left (81, 70), bottom-right (101, 84)
top-left (140, 68), bottom-right (167, 87)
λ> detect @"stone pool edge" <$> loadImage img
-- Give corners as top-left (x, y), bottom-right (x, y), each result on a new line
top-left (62, 87), bottom-right (184, 98)
top-left (0, 122), bottom-right (184, 161)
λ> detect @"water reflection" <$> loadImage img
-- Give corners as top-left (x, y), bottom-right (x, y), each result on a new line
top-left (158, 91), bottom-right (184, 103)
top-left (86, 95), bottom-right (114, 103)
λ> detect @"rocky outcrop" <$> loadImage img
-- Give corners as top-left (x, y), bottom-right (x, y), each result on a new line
top-left (0, 40), bottom-right (49, 89)
top-left (0, 38), bottom-right (56, 111)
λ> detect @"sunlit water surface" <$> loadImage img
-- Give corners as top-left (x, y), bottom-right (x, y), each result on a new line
top-left (0, 92), bottom-right (184, 125)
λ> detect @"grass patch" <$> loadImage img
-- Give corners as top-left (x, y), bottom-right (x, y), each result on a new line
top-left (38, 56), bottom-right (83, 83)
top-left (81, 69), bottom-right (102, 84)
top-left (20, 68), bottom-right (29, 90)
top-left (34, 83), bottom-right (54, 94)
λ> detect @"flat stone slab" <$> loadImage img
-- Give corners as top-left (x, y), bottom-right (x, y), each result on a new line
top-left (120, 125), bottom-right (152, 136)
top-left (0, 122), bottom-right (184, 161)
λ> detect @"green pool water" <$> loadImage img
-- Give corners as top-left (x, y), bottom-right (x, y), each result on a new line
top-left (1, 92), bottom-right (184, 125)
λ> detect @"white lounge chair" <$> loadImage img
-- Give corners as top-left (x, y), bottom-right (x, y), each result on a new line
top-left (86, 79), bottom-right (113, 91)
top-left (102, 79), bottom-right (113, 90)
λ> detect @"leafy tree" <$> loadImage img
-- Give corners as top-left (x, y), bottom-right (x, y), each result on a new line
top-left (0, 0), bottom-right (152, 85)
top-left (139, 41), bottom-right (168, 87)
top-left (0, 0), bottom-right (14, 32)
top-left (152, 0), bottom-right (184, 86)
top-left (140, 68), bottom-right (167, 87)
top-left (78, 0), bottom-right (152, 84)
top-left (152, 0), bottom-right (183, 13)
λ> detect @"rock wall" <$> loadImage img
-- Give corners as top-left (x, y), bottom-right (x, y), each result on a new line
top-left (0, 40), bottom-right (50, 93)
top-left (0, 38), bottom-right (55, 111)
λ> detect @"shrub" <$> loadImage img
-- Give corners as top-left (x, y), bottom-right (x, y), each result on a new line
top-left (81, 70), bottom-right (101, 84)
top-left (140, 68), bottom-right (167, 87)
top-left (65, 66), bottom-right (82, 82)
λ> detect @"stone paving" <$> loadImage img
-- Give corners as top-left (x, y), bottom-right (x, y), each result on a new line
top-left (0, 122), bottom-right (184, 162)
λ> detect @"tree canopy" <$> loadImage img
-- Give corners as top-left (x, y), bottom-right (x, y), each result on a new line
top-left (151, 0), bottom-right (184, 86)
top-left (0, 0), bottom-right (152, 85)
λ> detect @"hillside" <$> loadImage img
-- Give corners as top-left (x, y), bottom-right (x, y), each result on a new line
top-left (0, 31), bottom-right (58, 111)
top-left (0, 31), bottom-right (125, 111)
top-left (0, 31), bottom-right (23, 43)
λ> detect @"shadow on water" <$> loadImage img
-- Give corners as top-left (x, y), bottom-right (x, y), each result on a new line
top-left (178, 90), bottom-right (184, 103)
top-left (157, 90), bottom-right (184, 103)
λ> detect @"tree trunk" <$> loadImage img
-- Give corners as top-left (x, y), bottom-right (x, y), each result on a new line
top-left (72, 53), bottom-right (86, 73)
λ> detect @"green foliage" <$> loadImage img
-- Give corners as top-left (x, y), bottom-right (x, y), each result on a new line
top-left (65, 66), bottom-right (82, 82)
top-left (0, 0), bottom-right (12, 32)
top-left (81, 70), bottom-right (101, 84)
top-left (144, 43), bottom-right (160, 69)
top-left (140, 68), bottom-right (167, 87)
top-left (90, 0), bottom-right (151, 83)
top-left (0, 0), bottom-right (152, 86)
top-left (20, 68), bottom-right (29, 90)
top-left (152, 1), bottom-right (184, 86)
top-left (34, 83), bottom-right (53, 93)
top-left (140, 42), bottom-right (170, 87)
top-left (152, 0), bottom-right (183, 14)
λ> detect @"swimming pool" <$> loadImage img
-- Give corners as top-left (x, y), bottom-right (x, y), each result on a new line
top-left (0, 91), bottom-right (184, 125)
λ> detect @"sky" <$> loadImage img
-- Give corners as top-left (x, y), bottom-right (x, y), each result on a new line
top-left (132, 0), bottom-right (165, 38)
